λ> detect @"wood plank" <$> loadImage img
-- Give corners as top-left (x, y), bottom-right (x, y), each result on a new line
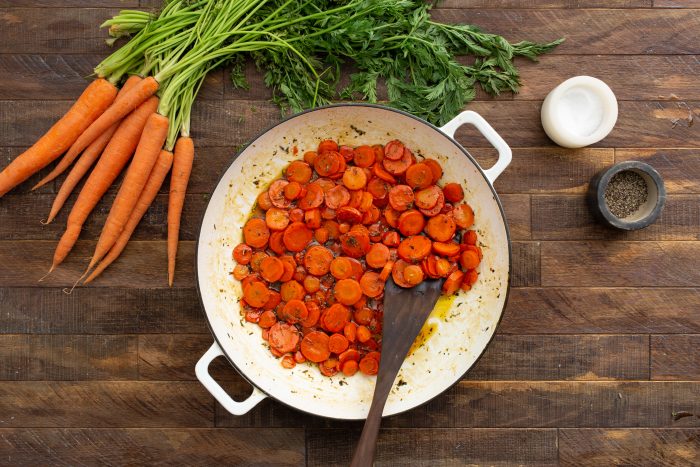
top-left (3, 100), bottom-right (698, 148)
top-left (0, 8), bottom-right (117, 54)
top-left (500, 194), bottom-right (531, 240)
top-left (0, 240), bottom-right (195, 288)
top-left (0, 287), bottom-right (207, 334)
top-left (0, 428), bottom-right (306, 466)
top-left (381, 381), bottom-right (700, 428)
top-left (466, 334), bottom-right (649, 380)
top-left (138, 334), bottom-right (231, 381)
top-left (541, 241), bottom-right (700, 287)
top-left (616, 149), bottom-right (700, 194)
top-left (0, 381), bottom-right (214, 427)
top-left (651, 335), bottom-right (700, 380)
top-left (439, 0), bottom-right (652, 7)
top-left (0, 55), bottom-right (223, 100)
top-left (0, 335), bottom-right (137, 381)
top-left (559, 429), bottom-right (700, 466)
top-left (431, 9), bottom-right (700, 55)
top-left (511, 241), bottom-right (540, 286)
top-left (655, 0), bottom-right (700, 6)
top-left (0, 193), bottom-right (208, 241)
top-left (306, 428), bottom-right (558, 467)
top-left (0, 1), bottom-right (136, 6)
top-left (501, 287), bottom-right (700, 334)
top-left (531, 194), bottom-right (700, 241)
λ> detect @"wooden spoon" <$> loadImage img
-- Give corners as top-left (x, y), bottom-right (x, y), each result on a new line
top-left (350, 277), bottom-right (444, 467)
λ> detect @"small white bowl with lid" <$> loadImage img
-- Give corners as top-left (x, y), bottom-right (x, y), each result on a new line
top-left (541, 76), bottom-right (618, 148)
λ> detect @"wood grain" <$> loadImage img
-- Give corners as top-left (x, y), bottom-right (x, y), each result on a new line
top-left (0, 287), bottom-right (207, 334)
top-left (511, 241), bottom-right (540, 286)
top-left (499, 194), bottom-right (531, 240)
top-left (616, 149), bottom-right (700, 194)
top-left (0, 428), bottom-right (306, 466)
top-left (501, 287), bottom-right (700, 334)
top-left (0, 335), bottom-right (137, 380)
top-left (465, 334), bottom-right (649, 380)
top-left (431, 9), bottom-right (700, 55)
top-left (654, 0), bottom-right (700, 6)
top-left (0, 381), bottom-right (214, 427)
top-left (0, 240), bottom-right (194, 287)
top-left (532, 194), bottom-right (700, 240)
top-left (306, 428), bottom-right (558, 467)
top-left (559, 429), bottom-right (700, 466)
top-left (651, 335), bottom-right (700, 380)
top-left (542, 241), bottom-right (700, 287)
top-left (138, 334), bottom-right (232, 381)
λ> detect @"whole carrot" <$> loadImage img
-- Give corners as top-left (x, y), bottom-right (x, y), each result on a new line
top-left (50, 96), bottom-right (159, 270)
top-left (33, 75), bottom-right (143, 191)
top-left (88, 112), bottom-right (169, 269)
top-left (167, 136), bottom-right (194, 286)
top-left (0, 78), bottom-right (117, 197)
top-left (84, 149), bottom-right (173, 284)
top-left (61, 76), bottom-right (159, 168)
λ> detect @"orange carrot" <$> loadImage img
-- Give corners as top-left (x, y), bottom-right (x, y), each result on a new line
top-left (61, 77), bottom-right (159, 169)
top-left (50, 96), bottom-right (159, 269)
top-left (88, 112), bottom-right (169, 269)
top-left (0, 78), bottom-right (117, 197)
top-left (33, 76), bottom-right (143, 191)
top-left (84, 150), bottom-right (173, 284)
top-left (167, 136), bottom-right (194, 286)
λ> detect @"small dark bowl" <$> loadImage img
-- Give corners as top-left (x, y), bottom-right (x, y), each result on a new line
top-left (588, 161), bottom-right (666, 230)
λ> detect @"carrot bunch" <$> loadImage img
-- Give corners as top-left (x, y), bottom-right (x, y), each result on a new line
top-left (232, 138), bottom-right (483, 376)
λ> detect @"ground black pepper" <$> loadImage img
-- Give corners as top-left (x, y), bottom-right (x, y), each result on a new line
top-left (604, 170), bottom-right (648, 218)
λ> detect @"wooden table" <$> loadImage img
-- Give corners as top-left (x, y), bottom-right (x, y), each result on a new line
top-left (1, 1), bottom-right (699, 465)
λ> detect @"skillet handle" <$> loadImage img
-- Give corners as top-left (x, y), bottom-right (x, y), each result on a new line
top-left (440, 110), bottom-right (512, 183)
top-left (195, 342), bottom-right (267, 415)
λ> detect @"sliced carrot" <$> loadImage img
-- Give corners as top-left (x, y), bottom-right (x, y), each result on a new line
top-left (268, 180), bottom-right (291, 208)
top-left (249, 251), bottom-right (269, 273)
top-left (283, 221), bottom-right (313, 252)
top-left (232, 264), bottom-right (250, 281)
top-left (415, 185), bottom-right (441, 209)
top-left (241, 274), bottom-right (262, 289)
top-left (258, 310), bottom-right (277, 328)
top-left (263, 290), bottom-right (282, 310)
top-left (367, 177), bottom-right (390, 201)
top-left (304, 151), bottom-right (318, 165)
top-left (356, 326), bottom-right (372, 344)
top-left (383, 140), bottom-right (405, 161)
top-left (382, 231), bottom-right (400, 247)
top-left (382, 146), bottom-right (413, 175)
top-left (266, 207), bottom-right (290, 231)
top-left (403, 264), bottom-right (424, 285)
top-left (423, 158), bottom-right (443, 181)
top-left (298, 182), bottom-right (324, 210)
top-left (294, 351), bottom-right (306, 364)
top-left (303, 275), bottom-right (321, 293)
top-left (341, 359), bottom-right (359, 376)
top-left (319, 357), bottom-right (339, 376)
top-left (347, 257), bottom-right (365, 281)
top-left (243, 281), bottom-right (271, 308)
top-left (453, 203), bottom-right (475, 229)
top-left (388, 185), bottom-right (414, 211)
top-left (372, 144), bottom-right (385, 162)
top-left (344, 322), bottom-right (358, 343)
top-left (314, 227), bottom-right (329, 244)
top-left (353, 307), bottom-right (374, 326)
top-left (280, 279), bottom-right (305, 302)
top-left (418, 188), bottom-right (445, 217)
top-left (281, 354), bottom-right (296, 369)
top-left (465, 269), bottom-right (479, 286)
top-left (304, 245), bottom-right (334, 276)
top-left (372, 163), bottom-right (396, 184)
top-left (358, 192), bottom-right (374, 213)
top-left (360, 271), bottom-right (384, 298)
top-left (328, 333), bottom-right (350, 354)
top-left (339, 145), bottom-right (355, 161)
top-left (443, 183), bottom-right (464, 202)
top-left (282, 299), bottom-right (309, 324)
top-left (243, 218), bottom-right (270, 248)
top-left (301, 301), bottom-right (321, 328)
top-left (318, 139), bottom-right (339, 154)
top-left (340, 230), bottom-right (371, 258)
top-left (425, 214), bottom-right (457, 242)
top-left (330, 257), bottom-right (353, 279)
top-left (313, 151), bottom-right (342, 176)
top-left (325, 184), bottom-right (350, 209)
top-left (391, 259), bottom-right (413, 288)
top-left (464, 229), bottom-right (478, 245)
top-left (245, 310), bottom-right (262, 323)
top-left (405, 162), bottom-right (434, 189)
top-left (336, 206), bottom-right (362, 224)
top-left (397, 235), bottom-right (432, 262)
top-left (348, 189), bottom-right (363, 209)
top-left (293, 265), bottom-right (307, 283)
top-left (284, 181), bottom-right (302, 200)
top-left (334, 278), bottom-right (363, 305)
top-left (257, 191), bottom-right (273, 210)
top-left (339, 348), bottom-right (361, 365)
top-left (397, 209), bottom-right (425, 236)
top-left (442, 270), bottom-right (465, 295)
top-left (269, 231), bottom-right (286, 255)
top-left (233, 244), bottom-right (253, 264)
top-left (322, 220), bottom-right (340, 239)
top-left (432, 241), bottom-right (461, 257)
top-left (342, 166), bottom-right (367, 190)
top-left (379, 260), bottom-right (394, 281)
top-left (322, 303), bottom-right (350, 332)
top-left (286, 160), bottom-right (312, 183)
top-left (362, 205), bottom-right (381, 225)
top-left (315, 178), bottom-right (336, 192)
top-left (353, 145), bottom-right (375, 167)
top-left (304, 208), bottom-right (322, 229)
top-left (460, 250), bottom-right (481, 270)
top-left (269, 322), bottom-right (300, 354)
top-left (289, 208), bottom-right (304, 223)
top-left (366, 243), bottom-right (390, 269)
top-left (260, 256), bottom-right (284, 282)
top-left (435, 257), bottom-right (452, 277)
top-left (383, 207), bottom-right (400, 228)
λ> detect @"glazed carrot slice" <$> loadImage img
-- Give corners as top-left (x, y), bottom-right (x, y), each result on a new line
top-left (423, 158), bottom-right (443, 181)
top-left (289, 208), bottom-right (304, 223)
top-left (379, 260), bottom-right (394, 281)
top-left (263, 290), bottom-right (282, 310)
top-left (418, 188), bottom-right (445, 217)
top-left (266, 207), bottom-right (290, 231)
top-left (397, 209), bottom-right (425, 236)
top-left (372, 163), bottom-right (397, 184)
top-left (397, 235), bottom-right (432, 262)
top-left (260, 256), bottom-right (285, 282)
top-left (463, 229), bottom-right (478, 246)
top-left (339, 145), bottom-right (355, 161)
top-left (388, 185), bottom-right (414, 211)
top-left (365, 243), bottom-right (390, 269)
top-left (286, 160), bottom-right (312, 183)
top-left (435, 257), bottom-right (452, 277)
top-left (334, 278), bottom-right (363, 305)
top-left (384, 140), bottom-right (405, 161)
top-left (283, 221), bottom-right (313, 251)
top-left (301, 301), bottom-right (321, 328)
top-left (233, 264), bottom-right (250, 280)
top-left (280, 279), bottom-right (305, 301)
top-left (358, 192), bottom-right (374, 213)
top-left (325, 184), bottom-right (350, 209)
top-left (341, 359), bottom-right (359, 376)
top-left (340, 230), bottom-right (371, 258)
top-left (443, 183), bottom-right (464, 202)
top-left (322, 220), bottom-right (341, 239)
top-left (382, 231), bottom-right (400, 247)
top-left (304, 208), bottom-right (322, 229)
top-left (269, 231), bottom-right (286, 255)
top-left (432, 241), bottom-right (461, 257)
top-left (415, 185), bottom-right (442, 210)
top-left (294, 351), bottom-right (306, 364)
top-left (282, 299), bottom-right (309, 324)
top-left (303, 275), bottom-right (321, 293)
top-left (362, 205), bottom-right (381, 225)
top-left (367, 177), bottom-right (390, 201)
top-left (348, 189), bottom-right (363, 209)
top-left (323, 303), bottom-right (350, 333)
top-left (281, 355), bottom-right (296, 369)
top-left (356, 325), bottom-right (372, 343)
top-left (313, 151), bottom-right (342, 176)
top-left (258, 310), bottom-right (277, 328)
top-left (359, 271), bottom-right (384, 298)
top-left (391, 259), bottom-right (414, 288)
top-left (342, 166), bottom-right (367, 190)
top-left (405, 162), bottom-right (434, 190)
top-left (257, 191), bottom-right (273, 210)
top-left (347, 257), bottom-right (365, 281)
top-left (243, 218), bottom-right (270, 248)
top-left (336, 206), bottom-right (362, 224)
top-left (382, 147), bottom-right (413, 175)
top-left (359, 356), bottom-right (379, 375)
top-left (304, 151), bottom-right (318, 165)
top-left (241, 273), bottom-right (262, 289)
top-left (339, 348), bottom-right (361, 365)
top-left (353, 145), bottom-right (375, 168)
top-left (344, 322), bottom-right (358, 343)
top-left (460, 250), bottom-right (481, 270)
top-left (269, 322), bottom-right (300, 354)
top-left (425, 214), bottom-right (457, 242)
top-left (330, 257), bottom-right (353, 279)
top-left (465, 269), bottom-right (479, 286)
top-left (318, 139), bottom-right (339, 154)
top-left (442, 270), bottom-right (465, 295)
top-left (243, 281), bottom-right (271, 308)
top-left (314, 227), bottom-right (329, 244)
top-left (452, 203), bottom-right (475, 229)
top-left (304, 245), bottom-right (334, 276)
top-left (403, 264), bottom-right (424, 285)
top-left (284, 181), bottom-right (303, 200)
top-left (328, 333), bottom-right (349, 354)
top-left (233, 244), bottom-right (252, 264)
top-left (315, 178), bottom-right (336, 192)
top-left (298, 182), bottom-right (324, 210)
top-left (319, 357), bottom-right (339, 376)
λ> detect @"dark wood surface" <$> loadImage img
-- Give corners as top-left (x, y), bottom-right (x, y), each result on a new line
top-left (1, 1), bottom-right (699, 465)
